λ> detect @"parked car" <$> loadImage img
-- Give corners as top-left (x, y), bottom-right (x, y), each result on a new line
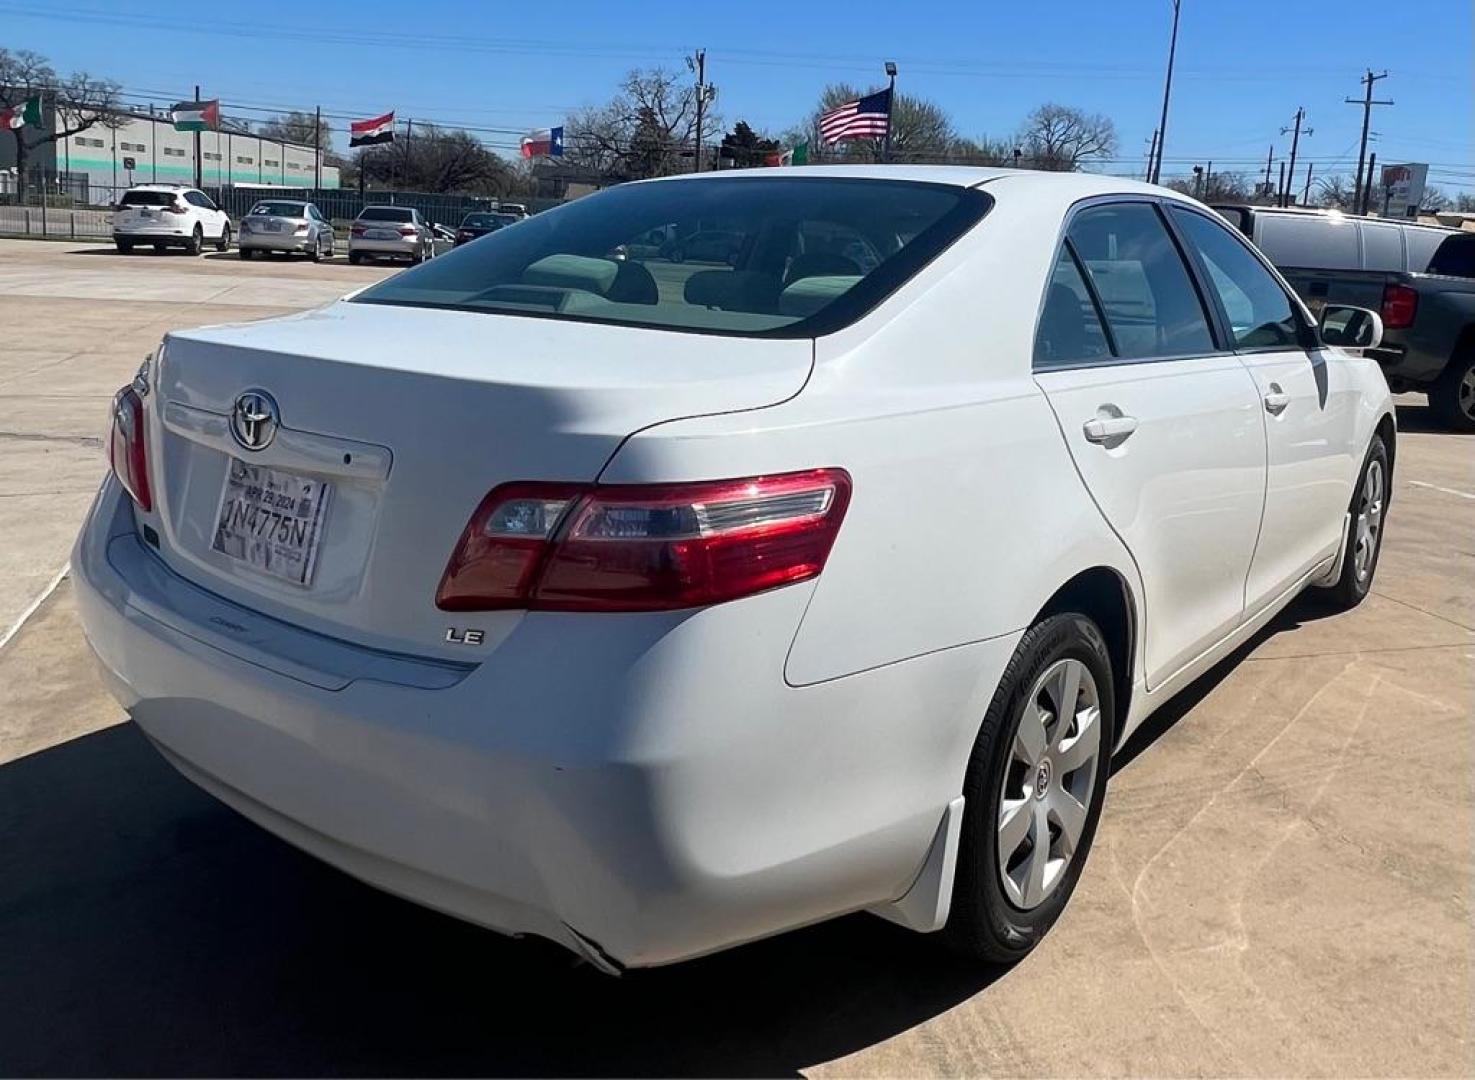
top-left (454, 212), bottom-right (518, 246)
top-left (1217, 204), bottom-right (1475, 429)
top-left (347, 206), bottom-right (435, 264)
top-left (78, 169), bottom-right (1394, 972)
top-left (662, 229), bottom-right (743, 263)
top-left (112, 184), bottom-right (231, 255)
top-left (237, 199), bottom-right (335, 262)
top-left (497, 203), bottom-right (529, 220)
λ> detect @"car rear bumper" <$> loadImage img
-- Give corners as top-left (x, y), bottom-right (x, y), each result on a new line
top-left (348, 236), bottom-right (419, 256)
top-left (114, 227), bottom-right (192, 243)
top-left (239, 233), bottom-right (315, 253)
top-left (73, 480), bottom-right (1010, 968)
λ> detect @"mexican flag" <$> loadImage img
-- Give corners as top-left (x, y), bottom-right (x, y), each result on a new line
top-left (764, 142), bottom-right (809, 167)
top-left (171, 99), bottom-right (220, 132)
top-left (1, 96), bottom-right (41, 131)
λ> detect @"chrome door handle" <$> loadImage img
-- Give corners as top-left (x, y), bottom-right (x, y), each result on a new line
top-left (1263, 384), bottom-right (1290, 415)
top-left (1082, 415), bottom-right (1139, 444)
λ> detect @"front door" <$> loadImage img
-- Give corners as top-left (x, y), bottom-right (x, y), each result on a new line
top-left (1168, 205), bottom-right (1362, 607)
top-left (1033, 200), bottom-right (1267, 688)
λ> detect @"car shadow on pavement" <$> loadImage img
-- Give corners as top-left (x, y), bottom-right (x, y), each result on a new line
top-left (1392, 400), bottom-right (1472, 436)
top-left (0, 723), bottom-right (1002, 1077)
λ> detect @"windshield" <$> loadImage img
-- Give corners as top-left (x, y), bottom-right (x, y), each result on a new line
top-left (354, 177), bottom-right (989, 337)
top-left (120, 191), bottom-right (177, 207)
top-left (359, 207), bottom-right (415, 223)
top-left (249, 201), bottom-right (307, 218)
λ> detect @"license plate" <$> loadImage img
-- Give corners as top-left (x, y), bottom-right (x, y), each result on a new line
top-left (265, 220), bottom-right (283, 232)
top-left (140, 210), bottom-right (154, 219)
top-left (367, 229), bottom-right (397, 240)
top-left (212, 460), bottom-right (332, 587)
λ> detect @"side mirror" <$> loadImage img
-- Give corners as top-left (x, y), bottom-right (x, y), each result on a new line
top-left (1319, 305), bottom-right (1383, 352)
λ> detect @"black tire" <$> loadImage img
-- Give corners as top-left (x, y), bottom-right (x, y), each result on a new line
top-left (215, 224), bottom-right (231, 252)
top-left (309, 237), bottom-right (323, 263)
top-left (944, 612), bottom-right (1115, 964)
top-left (152, 244), bottom-right (167, 254)
top-left (1315, 434), bottom-right (1390, 610)
top-left (1429, 353), bottom-right (1475, 433)
top-left (186, 225), bottom-right (203, 256)
top-left (238, 248), bottom-right (254, 260)
top-left (348, 251), bottom-right (362, 265)
top-left (114, 240), bottom-right (133, 254)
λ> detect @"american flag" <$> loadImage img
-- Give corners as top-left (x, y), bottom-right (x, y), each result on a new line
top-left (819, 87), bottom-right (893, 145)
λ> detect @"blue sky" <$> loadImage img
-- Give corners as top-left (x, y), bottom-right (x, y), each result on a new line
top-left (7, 0), bottom-right (1471, 193)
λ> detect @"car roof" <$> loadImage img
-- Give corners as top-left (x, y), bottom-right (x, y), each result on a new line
top-left (126, 183), bottom-right (194, 192)
top-left (1219, 203), bottom-right (1460, 235)
top-left (641, 164), bottom-right (1172, 199)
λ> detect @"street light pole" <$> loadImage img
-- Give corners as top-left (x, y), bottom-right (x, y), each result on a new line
top-left (1150, 0), bottom-right (1181, 185)
top-left (883, 60), bottom-right (898, 163)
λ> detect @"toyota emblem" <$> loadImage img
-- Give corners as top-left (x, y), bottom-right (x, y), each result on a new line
top-left (230, 389), bottom-right (279, 451)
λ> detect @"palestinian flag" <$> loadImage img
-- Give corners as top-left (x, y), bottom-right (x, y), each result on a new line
top-left (764, 142), bottom-right (809, 167)
top-left (1, 95), bottom-right (42, 130)
top-left (171, 99), bottom-right (220, 131)
top-left (519, 126), bottom-right (564, 158)
top-left (350, 112), bottom-right (395, 147)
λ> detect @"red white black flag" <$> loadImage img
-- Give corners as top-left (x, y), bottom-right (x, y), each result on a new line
top-left (350, 111), bottom-right (395, 147)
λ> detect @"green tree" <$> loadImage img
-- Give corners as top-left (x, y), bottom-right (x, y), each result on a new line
top-left (719, 121), bottom-right (781, 169)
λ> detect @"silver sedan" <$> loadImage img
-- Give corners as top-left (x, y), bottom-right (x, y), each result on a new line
top-left (237, 200), bottom-right (335, 261)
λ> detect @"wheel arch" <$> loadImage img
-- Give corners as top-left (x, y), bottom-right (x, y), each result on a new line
top-left (1034, 566), bottom-right (1138, 750)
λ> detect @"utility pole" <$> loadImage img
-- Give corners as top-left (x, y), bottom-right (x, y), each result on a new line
top-left (690, 49), bottom-right (714, 173)
top-left (1346, 70), bottom-right (1392, 215)
top-left (1362, 151), bottom-right (1377, 215)
top-left (1280, 107), bottom-right (1312, 207)
top-left (1192, 164), bottom-right (1204, 198)
top-left (404, 117), bottom-right (413, 191)
top-left (192, 84), bottom-right (202, 188)
top-left (1204, 160), bottom-right (1212, 198)
top-left (1302, 161), bottom-right (1314, 207)
top-left (1150, 0), bottom-right (1182, 184)
top-left (1277, 161), bottom-right (1287, 207)
top-left (883, 60), bottom-right (898, 163)
top-left (1262, 143), bottom-right (1274, 200)
top-left (314, 105), bottom-right (322, 191)
top-left (1146, 128), bottom-right (1159, 182)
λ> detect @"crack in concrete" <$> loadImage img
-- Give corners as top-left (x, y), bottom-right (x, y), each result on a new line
top-left (0, 431), bottom-right (102, 448)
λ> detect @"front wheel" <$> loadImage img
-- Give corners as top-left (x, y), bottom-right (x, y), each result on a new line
top-left (114, 240), bottom-right (133, 254)
top-left (347, 251), bottom-right (362, 265)
top-left (1429, 354), bottom-right (1475, 433)
top-left (238, 247), bottom-right (254, 260)
top-left (944, 613), bottom-right (1114, 963)
top-left (1316, 434), bottom-right (1390, 610)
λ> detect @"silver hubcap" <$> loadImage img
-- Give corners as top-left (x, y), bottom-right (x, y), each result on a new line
top-left (1353, 458), bottom-right (1385, 582)
top-left (1459, 367), bottom-right (1475, 421)
top-left (998, 658), bottom-right (1102, 910)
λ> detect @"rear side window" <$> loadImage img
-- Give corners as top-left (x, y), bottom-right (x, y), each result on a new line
top-left (353, 178), bottom-right (991, 338)
top-left (1256, 215), bottom-right (1358, 270)
top-left (1359, 223), bottom-right (1405, 272)
top-left (1066, 203), bottom-right (1216, 360)
top-left (120, 191), bottom-right (176, 207)
top-left (1172, 207), bottom-right (1300, 350)
top-left (359, 207), bottom-right (415, 223)
top-left (1035, 247), bottom-right (1112, 367)
top-left (1426, 234), bottom-right (1475, 278)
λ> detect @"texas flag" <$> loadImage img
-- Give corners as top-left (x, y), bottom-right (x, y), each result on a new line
top-left (520, 126), bottom-right (564, 158)
top-left (350, 111), bottom-right (395, 147)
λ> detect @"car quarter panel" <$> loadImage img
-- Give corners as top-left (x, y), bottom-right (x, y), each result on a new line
top-left (600, 180), bottom-right (1143, 689)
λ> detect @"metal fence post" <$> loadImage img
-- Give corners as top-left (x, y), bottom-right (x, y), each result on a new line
top-left (40, 198), bottom-right (47, 238)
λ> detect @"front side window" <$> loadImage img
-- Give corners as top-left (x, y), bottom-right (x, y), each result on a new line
top-left (1171, 207), bottom-right (1301, 350)
top-left (1066, 202), bottom-right (1216, 360)
top-left (354, 177), bottom-right (989, 338)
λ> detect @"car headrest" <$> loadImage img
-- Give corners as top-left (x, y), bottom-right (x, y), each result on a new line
top-left (778, 275), bottom-right (863, 319)
top-left (522, 254), bottom-right (620, 295)
top-left (786, 252), bottom-right (863, 285)
top-left (683, 270), bottom-right (782, 314)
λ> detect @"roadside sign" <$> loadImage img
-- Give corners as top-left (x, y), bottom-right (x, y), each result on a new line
top-left (1381, 163), bottom-right (1428, 219)
top-left (122, 156), bottom-right (136, 171)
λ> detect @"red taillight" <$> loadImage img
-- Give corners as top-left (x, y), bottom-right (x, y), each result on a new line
top-left (350, 224), bottom-right (366, 236)
top-left (436, 469), bottom-right (852, 612)
top-left (1381, 284), bottom-right (1418, 330)
top-left (109, 385), bottom-right (152, 511)
top-left (398, 226), bottom-right (417, 237)
top-left (163, 202), bottom-right (188, 215)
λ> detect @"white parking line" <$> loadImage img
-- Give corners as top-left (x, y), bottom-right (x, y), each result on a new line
top-left (1407, 480), bottom-right (1475, 501)
top-left (0, 563), bottom-right (69, 653)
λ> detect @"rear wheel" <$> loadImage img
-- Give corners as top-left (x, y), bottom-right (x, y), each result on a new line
top-left (1316, 434), bottom-right (1390, 610)
top-left (186, 225), bottom-right (203, 256)
top-left (238, 247), bottom-right (254, 260)
top-left (309, 236), bottom-right (323, 263)
top-left (944, 613), bottom-right (1114, 963)
top-left (114, 239), bottom-right (133, 254)
top-left (348, 251), bottom-right (362, 265)
top-left (1429, 353), bottom-right (1475, 433)
top-left (215, 224), bottom-right (231, 252)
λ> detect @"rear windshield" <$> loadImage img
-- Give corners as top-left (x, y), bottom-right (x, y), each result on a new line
top-left (461, 213), bottom-right (502, 228)
top-left (353, 178), bottom-right (989, 337)
top-left (359, 207), bottom-right (415, 223)
top-left (120, 191), bottom-right (177, 207)
top-left (1426, 234), bottom-right (1475, 278)
top-left (248, 201), bottom-right (306, 217)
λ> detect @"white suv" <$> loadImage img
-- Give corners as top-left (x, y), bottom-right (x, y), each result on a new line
top-left (112, 185), bottom-right (232, 255)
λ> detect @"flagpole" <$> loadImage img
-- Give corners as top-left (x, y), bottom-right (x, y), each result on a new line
top-left (882, 60), bottom-right (897, 164)
top-left (193, 85), bottom-right (202, 188)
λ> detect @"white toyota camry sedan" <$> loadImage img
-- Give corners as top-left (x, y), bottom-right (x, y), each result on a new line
top-left (75, 167), bottom-right (1394, 971)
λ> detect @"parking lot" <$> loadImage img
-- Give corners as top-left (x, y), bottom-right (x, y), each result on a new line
top-left (0, 236), bottom-right (1469, 1076)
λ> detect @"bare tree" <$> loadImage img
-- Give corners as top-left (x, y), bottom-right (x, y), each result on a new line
top-left (1165, 170), bottom-right (1251, 203)
top-left (0, 48), bottom-right (124, 200)
top-left (563, 67), bottom-right (715, 180)
top-left (1017, 103), bottom-right (1116, 171)
top-left (256, 110), bottom-right (330, 152)
top-left (348, 123), bottom-right (513, 196)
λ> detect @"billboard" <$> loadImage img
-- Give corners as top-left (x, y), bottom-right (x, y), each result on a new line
top-left (1381, 163), bottom-right (1429, 219)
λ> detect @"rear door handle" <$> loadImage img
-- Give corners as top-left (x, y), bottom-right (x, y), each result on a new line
top-left (1263, 385), bottom-right (1290, 415)
top-left (1082, 415), bottom-right (1139, 444)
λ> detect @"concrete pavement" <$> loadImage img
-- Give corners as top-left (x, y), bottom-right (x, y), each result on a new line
top-left (0, 239), bottom-right (1469, 1076)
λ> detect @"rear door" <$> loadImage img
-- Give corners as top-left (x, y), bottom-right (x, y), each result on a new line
top-left (1169, 204), bottom-right (1360, 606)
top-left (1034, 199), bottom-right (1266, 688)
